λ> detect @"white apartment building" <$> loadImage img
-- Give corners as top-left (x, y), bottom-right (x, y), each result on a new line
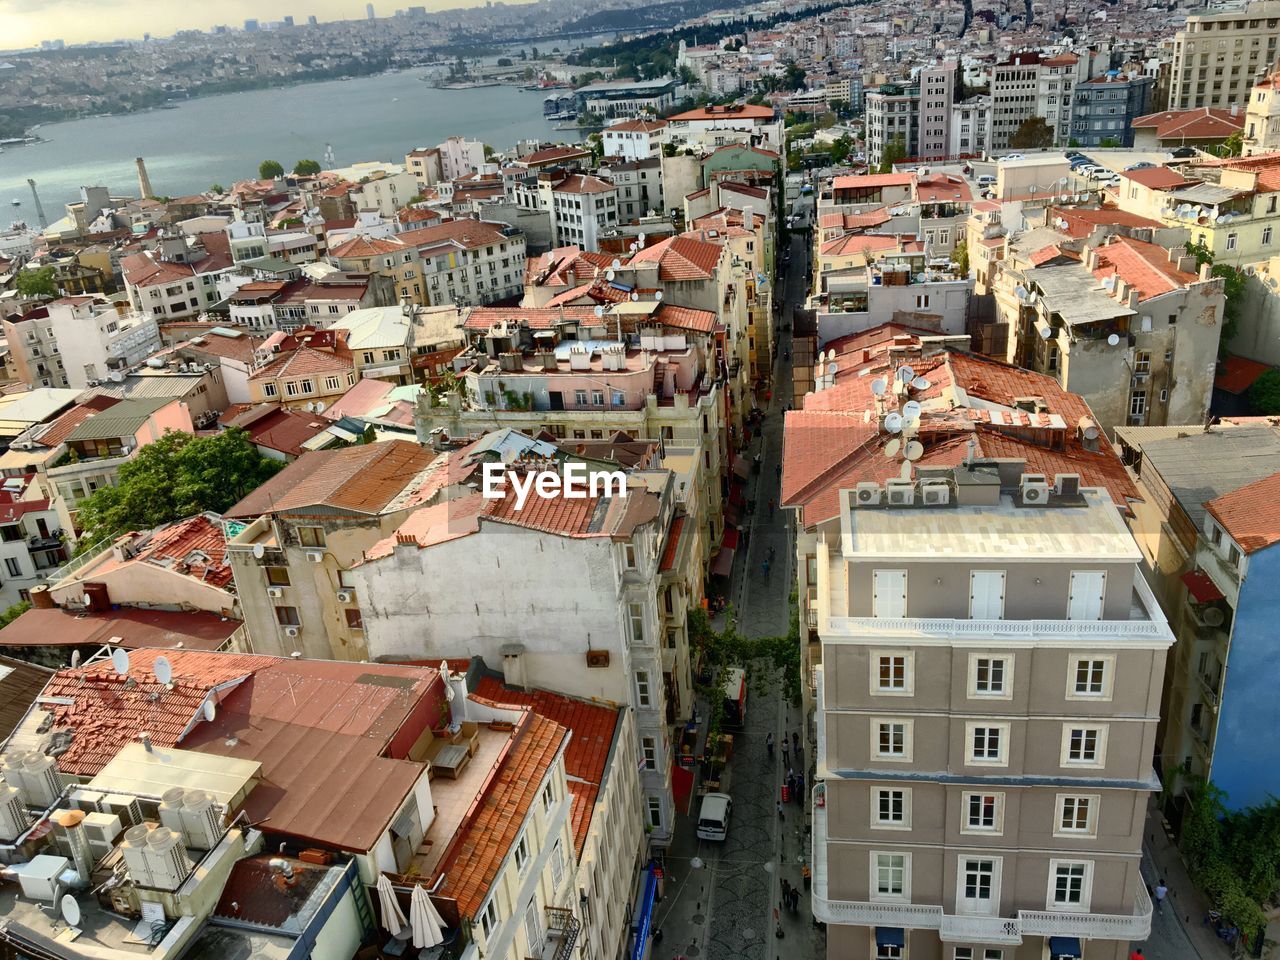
top-left (328, 162), bottom-right (418, 217)
top-left (918, 63), bottom-right (957, 160)
top-left (950, 96), bottom-right (993, 157)
top-left (438, 135), bottom-right (487, 180)
top-left (865, 83), bottom-right (919, 169)
top-left (599, 158), bottom-right (663, 220)
top-left (602, 119), bottom-right (669, 161)
top-left (540, 174), bottom-right (619, 251)
top-left (399, 218), bottom-right (528, 308)
top-left (44, 297), bottom-right (162, 389)
top-left (1167, 0), bottom-right (1280, 110)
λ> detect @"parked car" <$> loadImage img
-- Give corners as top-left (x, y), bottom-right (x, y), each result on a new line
top-left (1124, 161), bottom-right (1156, 171)
top-left (1000, 153), bottom-right (1026, 162)
top-left (977, 174), bottom-right (996, 187)
top-left (1171, 146), bottom-right (1198, 159)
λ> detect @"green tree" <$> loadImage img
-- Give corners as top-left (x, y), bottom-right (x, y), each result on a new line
top-left (829, 135), bottom-right (853, 165)
top-left (952, 238), bottom-right (970, 275)
top-left (1249, 369), bottom-right (1280, 415)
top-left (1221, 130), bottom-right (1244, 157)
top-left (878, 136), bottom-right (907, 174)
top-left (522, 66), bottom-right (535, 82)
top-left (0, 601), bottom-right (30, 629)
top-left (209, 183), bottom-right (225, 194)
top-left (15, 266), bottom-right (57, 299)
top-left (1099, 136), bottom-right (1121, 148)
top-left (258, 159), bottom-right (284, 180)
top-left (75, 428), bottom-right (284, 546)
top-left (292, 159), bottom-right (322, 175)
top-left (1009, 116), bottom-right (1054, 150)
top-left (361, 424), bottom-right (378, 445)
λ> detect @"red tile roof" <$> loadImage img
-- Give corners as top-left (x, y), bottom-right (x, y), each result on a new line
top-left (1206, 471), bottom-right (1280, 554)
top-left (328, 236), bottom-right (406, 259)
top-left (1049, 205), bottom-right (1164, 239)
top-left (1214, 354), bottom-right (1271, 395)
top-left (0, 607), bottom-right (241, 653)
top-left (832, 173), bottom-right (916, 191)
top-left (462, 305), bottom-right (600, 331)
top-left (630, 235), bottom-right (722, 280)
top-left (248, 345), bottom-right (354, 382)
top-left (519, 145), bottom-right (591, 167)
top-left (607, 119), bottom-right (668, 133)
top-left (553, 174), bottom-right (616, 196)
top-left (474, 677), bottom-right (619, 858)
top-left (1091, 236), bottom-right (1199, 301)
top-left (819, 233), bottom-right (902, 257)
top-left (399, 218), bottom-right (511, 251)
top-left (33, 395), bottom-right (122, 448)
top-left (915, 174), bottom-right (972, 203)
top-left (1119, 167), bottom-right (1191, 190)
top-left (1131, 107), bottom-right (1244, 141)
top-left (224, 405), bottom-right (331, 457)
top-left (668, 103), bottom-right (775, 122)
top-left (131, 513), bottom-right (234, 588)
top-left (436, 711), bottom-right (567, 917)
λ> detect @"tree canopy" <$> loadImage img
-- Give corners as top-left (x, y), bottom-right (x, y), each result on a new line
top-left (75, 428), bottom-right (284, 547)
top-left (258, 159), bottom-right (284, 180)
top-left (1009, 116), bottom-right (1054, 150)
top-left (292, 159), bottom-right (322, 175)
top-left (1249, 369), bottom-right (1280, 415)
top-left (15, 266), bottom-right (57, 299)
top-left (878, 136), bottom-right (907, 174)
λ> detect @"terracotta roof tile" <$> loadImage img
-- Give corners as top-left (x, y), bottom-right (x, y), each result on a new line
top-left (668, 104), bottom-right (775, 122)
top-left (1119, 167), bottom-right (1191, 190)
top-left (1214, 354), bottom-right (1271, 395)
top-left (1091, 235), bottom-right (1199, 301)
top-left (1206, 471), bottom-right (1280, 554)
top-left (130, 513), bottom-right (235, 588)
top-left (247, 345), bottom-right (354, 381)
top-left (629, 235), bottom-right (722, 281)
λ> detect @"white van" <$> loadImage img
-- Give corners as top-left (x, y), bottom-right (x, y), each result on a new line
top-left (696, 792), bottom-right (733, 840)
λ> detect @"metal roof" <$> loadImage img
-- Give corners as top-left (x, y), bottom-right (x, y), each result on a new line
top-left (65, 396), bottom-right (175, 442)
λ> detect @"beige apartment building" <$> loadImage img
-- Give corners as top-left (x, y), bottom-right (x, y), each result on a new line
top-left (1166, 0), bottom-right (1280, 111)
top-left (806, 471), bottom-right (1171, 960)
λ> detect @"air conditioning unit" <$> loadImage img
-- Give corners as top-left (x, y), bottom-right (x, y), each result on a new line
top-left (306, 550), bottom-right (324, 563)
top-left (1055, 473), bottom-right (1081, 498)
top-left (920, 481), bottom-right (951, 505)
top-left (266, 586), bottom-right (284, 598)
top-left (336, 591), bottom-right (352, 603)
top-left (1020, 474), bottom-right (1050, 504)
top-left (82, 811), bottom-right (123, 858)
top-left (101, 794), bottom-right (144, 829)
top-left (586, 650), bottom-right (611, 668)
top-left (284, 626), bottom-right (300, 638)
top-left (1132, 372), bottom-right (1148, 384)
top-left (854, 481), bottom-right (883, 506)
top-left (886, 479), bottom-right (915, 505)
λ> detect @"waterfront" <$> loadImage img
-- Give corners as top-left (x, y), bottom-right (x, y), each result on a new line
top-left (0, 70), bottom-right (568, 213)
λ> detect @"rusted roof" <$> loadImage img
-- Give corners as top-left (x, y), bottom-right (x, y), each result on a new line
top-left (0, 655), bottom-right (54, 740)
top-left (128, 513), bottom-right (235, 588)
top-left (225, 439), bottom-right (436, 519)
top-left (0, 607), bottom-right (241, 653)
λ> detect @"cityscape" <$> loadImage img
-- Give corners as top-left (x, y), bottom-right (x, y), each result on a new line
top-left (1, 1), bottom-right (1280, 960)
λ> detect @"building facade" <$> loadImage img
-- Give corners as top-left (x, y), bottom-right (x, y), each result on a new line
top-left (1166, 0), bottom-right (1280, 111)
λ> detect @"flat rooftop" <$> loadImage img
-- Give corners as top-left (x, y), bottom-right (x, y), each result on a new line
top-left (0, 883), bottom-right (174, 957)
top-left (842, 488), bottom-right (1141, 561)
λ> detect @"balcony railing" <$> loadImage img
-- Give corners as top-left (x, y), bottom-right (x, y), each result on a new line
top-left (812, 803), bottom-right (1152, 942)
top-left (530, 907), bottom-right (580, 960)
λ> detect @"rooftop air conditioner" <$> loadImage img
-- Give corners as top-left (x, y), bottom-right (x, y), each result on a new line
top-left (855, 481), bottom-right (884, 506)
top-left (920, 481), bottom-right (950, 505)
top-left (306, 550), bottom-right (324, 564)
top-left (266, 586), bottom-right (284, 599)
top-left (336, 591), bottom-right (352, 603)
top-left (1020, 474), bottom-right (1050, 504)
top-left (886, 479), bottom-right (915, 506)
top-left (284, 626), bottom-right (300, 638)
top-left (1055, 473), bottom-right (1081, 498)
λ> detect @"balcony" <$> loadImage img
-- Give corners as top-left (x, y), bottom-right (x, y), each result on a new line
top-left (812, 803), bottom-right (1153, 942)
top-left (528, 907), bottom-right (580, 960)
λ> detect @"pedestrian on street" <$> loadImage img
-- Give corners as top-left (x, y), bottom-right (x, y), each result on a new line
top-left (781, 878), bottom-right (791, 902)
top-left (1155, 879), bottom-right (1168, 912)
top-left (766, 732), bottom-right (775, 758)
top-left (762, 559), bottom-right (771, 580)
top-left (782, 743), bottom-right (790, 767)
top-left (775, 463), bottom-right (782, 480)
top-left (775, 923), bottom-right (784, 940)
top-left (1128, 949), bottom-right (1143, 960)
top-left (792, 731), bottom-right (799, 754)
top-left (768, 498), bottom-right (775, 518)
top-left (796, 772), bottom-right (805, 803)
top-left (776, 800), bottom-right (784, 820)
top-left (786, 773), bottom-right (795, 799)
top-left (768, 545), bottom-right (777, 563)
top-left (789, 887), bottom-right (800, 912)
top-left (802, 864), bottom-right (812, 891)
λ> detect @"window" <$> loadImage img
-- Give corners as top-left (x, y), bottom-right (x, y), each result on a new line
top-left (298, 526), bottom-right (326, 548)
top-left (635, 670), bottom-right (651, 707)
top-left (591, 390), bottom-right (605, 406)
top-left (524, 899), bottom-right (543, 954)
top-left (641, 736), bottom-right (657, 770)
top-left (513, 833), bottom-right (530, 872)
top-left (970, 655), bottom-right (1011, 698)
top-left (1134, 350), bottom-right (1151, 374)
top-left (1049, 860), bottom-right (1092, 910)
top-left (873, 719), bottom-right (912, 760)
top-left (478, 899), bottom-right (498, 939)
top-left (1063, 725), bottom-right (1107, 767)
top-left (3, 557), bottom-right (20, 578)
top-left (872, 852), bottom-right (909, 899)
top-left (345, 608), bottom-right (363, 630)
top-left (266, 566), bottom-right (290, 586)
top-left (647, 795), bottom-right (663, 830)
top-left (958, 858), bottom-right (999, 914)
top-left (325, 376), bottom-right (341, 391)
top-left (1266, 228), bottom-right (1276, 247)
top-left (1225, 232), bottom-right (1237, 251)
top-left (541, 779), bottom-right (555, 813)
top-left (1057, 795), bottom-right (1097, 835)
top-left (967, 723), bottom-right (1008, 766)
top-left (1129, 389), bottom-right (1147, 421)
top-left (963, 792), bottom-right (1003, 833)
top-left (550, 838), bottom-right (565, 888)
top-left (873, 788), bottom-right (910, 828)
top-left (1069, 656), bottom-right (1113, 699)
top-left (574, 389), bottom-right (588, 405)
top-left (274, 606), bottom-right (300, 626)
top-left (623, 542), bottom-right (637, 569)
top-left (873, 652), bottom-right (912, 695)
top-left (263, 383), bottom-right (278, 397)
top-left (954, 949), bottom-right (975, 960)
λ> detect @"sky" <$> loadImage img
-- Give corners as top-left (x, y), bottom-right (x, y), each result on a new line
top-left (0, 0), bottom-right (503, 48)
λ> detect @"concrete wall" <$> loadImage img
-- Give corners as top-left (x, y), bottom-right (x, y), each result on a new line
top-left (51, 564), bottom-right (236, 617)
top-left (1236, 266), bottom-right (1280, 366)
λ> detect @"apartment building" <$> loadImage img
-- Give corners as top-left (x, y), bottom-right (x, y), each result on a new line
top-left (540, 173), bottom-right (619, 251)
top-left (120, 234), bottom-right (232, 321)
top-left (44, 296), bottom-right (162, 389)
top-left (664, 102), bottom-right (785, 152)
top-left (2, 306), bottom-right (69, 388)
top-left (1166, 0), bottom-right (1280, 111)
top-left (1071, 74), bottom-right (1155, 148)
top-left (1115, 423), bottom-right (1280, 813)
top-left (602, 118), bottom-right (668, 161)
top-left (865, 83), bottom-right (919, 169)
top-left (600, 158), bottom-right (663, 220)
top-left (398, 217), bottom-right (528, 308)
top-left (327, 235), bottom-right (426, 306)
top-left (950, 97), bottom-right (993, 158)
top-left (987, 52), bottom-right (1091, 151)
top-left (918, 64), bottom-right (957, 160)
top-left (1244, 66), bottom-right (1280, 156)
top-left (244, 329), bottom-right (358, 410)
top-left (782, 327), bottom-right (1168, 960)
top-left (0, 473), bottom-right (66, 607)
top-left (327, 161), bottom-right (417, 217)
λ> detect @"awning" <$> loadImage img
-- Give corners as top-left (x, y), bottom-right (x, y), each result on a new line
top-left (729, 485), bottom-right (745, 507)
top-left (724, 502), bottom-right (743, 527)
top-left (1182, 569), bottom-right (1224, 603)
top-left (722, 527), bottom-right (740, 550)
top-left (710, 546), bottom-right (736, 578)
top-left (732, 458), bottom-right (751, 481)
top-left (874, 927), bottom-right (905, 948)
top-left (1048, 936), bottom-right (1082, 958)
top-left (630, 863), bottom-right (660, 960)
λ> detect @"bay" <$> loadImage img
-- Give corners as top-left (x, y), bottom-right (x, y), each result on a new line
top-left (0, 70), bottom-right (568, 214)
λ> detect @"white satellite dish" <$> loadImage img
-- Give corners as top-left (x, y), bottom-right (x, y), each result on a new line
top-left (594, 305), bottom-right (605, 318)
top-left (611, 259), bottom-right (621, 270)
top-left (638, 232), bottom-right (647, 243)
top-left (252, 543), bottom-right (265, 559)
top-left (899, 460), bottom-right (913, 481)
top-left (827, 349), bottom-right (837, 362)
top-left (654, 290), bottom-right (663, 301)
top-left (1107, 334), bottom-right (1121, 346)
top-left (1101, 275), bottom-right (1116, 291)
top-left (154, 656), bottom-right (173, 686)
top-left (314, 401), bottom-right (325, 414)
top-left (904, 440), bottom-right (924, 461)
top-left (70, 650), bottom-right (80, 669)
top-left (202, 700), bottom-right (217, 722)
top-left (60, 895), bottom-right (80, 929)
top-left (630, 292), bottom-right (639, 301)
top-left (883, 412), bottom-right (903, 434)
top-left (902, 400), bottom-right (922, 421)
top-left (1014, 285), bottom-right (1029, 301)
top-left (883, 437), bottom-right (902, 458)
top-left (111, 648), bottom-right (130, 676)
top-left (606, 269), bottom-right (615, 280)
top-left (897, 365), bottom-right (916, 383)
top-left (912, 377), bottom-right (930, 390)
top-left (871, 377), bottom-right (888, 397)
top-left (826, 361), bottom-right (839, 377)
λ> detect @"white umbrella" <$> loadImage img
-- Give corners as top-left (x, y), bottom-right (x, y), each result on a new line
top-left (410, 884), bottom-right (446, 949)
top-left (376, 874), bottom-right (407, 938)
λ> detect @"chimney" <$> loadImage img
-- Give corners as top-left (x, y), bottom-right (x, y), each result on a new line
top-left (54, 810), bottom-right (94, 883)
top-left (136, 157), bottom-right (154, 201)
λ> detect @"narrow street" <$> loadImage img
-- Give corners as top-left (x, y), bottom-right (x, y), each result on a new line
top-left (655, 230), bottom-right (822, 960)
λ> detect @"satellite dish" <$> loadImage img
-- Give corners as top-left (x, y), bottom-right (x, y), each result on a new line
top-left (912, 377), bottom-right (930, 390)
top-left (630, 292), bottom-right (639, 301)
top-left (1202, 606), bottom-right (1225, 627)
top-left (611, 259), bottom-right (621, 270)
top-left (314, 401), bottom-right (325, 413)
top-left (1014, 285), bottom-right (1029, 301)
top-left (252, 543), bottom-right (265, 559)
top-left (897, 365), bottom-right (915, 383)
top-left (305, 402), bottom-right (316, 412)
top-left (884, 438), bottom-right (901, 458)
top-left (60, 895), bottom-right (80, 929)
top-left (606, 269), bottom-right (616, 280)
top-left (594, 305), bottom-right (605, 318)
top-left (1107, 333), bottom-right (1121, 346)
top-left (70, 650), bottom-right (80, 669)
top-left (871, 377), bottom-right (888, 397)
top-left (202, 700), bottom-right (217, 722)
top-left (826, 361), bottom-right (839, 377)
top-left (1101, 275), bottom-right (1116, 291)
top-left (905, 440), bottom-right (924, 461)
top-left (111, 648), bottom-right (130, 676)
top-left (154, 656), bottom-right (173, 686)
top-left (902, 400), bottom-right (922, 421)
top-left (638, 232), bottom-right (647, 243)
top-left (654, 290), bottom-right (663, 301)
top-left (884, 412), bottom-right (903, 434)
top-left (899, 460), bottom-right (913, 481)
